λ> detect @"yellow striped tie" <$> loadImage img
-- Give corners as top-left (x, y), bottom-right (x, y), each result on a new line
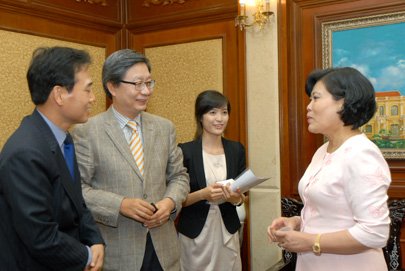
top-left (127, 120), bottom-right (144, 175)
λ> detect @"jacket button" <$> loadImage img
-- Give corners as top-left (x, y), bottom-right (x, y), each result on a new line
top-left (143, 194), bottom-right (148, 199)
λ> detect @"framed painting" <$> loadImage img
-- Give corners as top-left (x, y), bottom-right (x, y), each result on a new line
top-left (322, 11), bottom-right (405, 159)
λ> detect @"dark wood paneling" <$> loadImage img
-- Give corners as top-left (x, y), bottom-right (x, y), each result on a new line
top-left (389, 160), bottom-right (405, 198)
top-left (32, 0), bottom-right (121, 23)
top-left (0, 0), bottom-right (123, 30)
top-left (279, 0), bottom-right (405, 268)
top-left (0, 8), bottom-right (119, 53)
top-left (126, 0), bottom-right (237, 33)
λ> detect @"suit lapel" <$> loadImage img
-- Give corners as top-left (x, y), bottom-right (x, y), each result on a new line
top-left (222, 138), bottom-right (235, 179)
top-left (103, 108), bottom-right (143, 180)
top-left (140, 112), bottom-right (154, 178)
top-left (192, 138), bottom-right (207, 189)
top-left (31, 110), bottom-right (83, 215)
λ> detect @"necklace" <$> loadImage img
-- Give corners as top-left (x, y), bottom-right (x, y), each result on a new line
top-left (212, 156), bottom-right (224, 168)
top-left (203, 151), bottom-right (226, 183)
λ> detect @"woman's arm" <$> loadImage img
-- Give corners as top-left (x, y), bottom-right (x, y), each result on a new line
top-left (274, 143), bottom-right (391, 255)
top-left (182, 183), bottom-right (225, 207)
top-left (273, 228), bottom-right (369, 255)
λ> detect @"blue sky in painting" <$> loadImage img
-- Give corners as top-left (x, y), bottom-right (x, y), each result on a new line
top-left (332, 22), bottom-right (405, 95)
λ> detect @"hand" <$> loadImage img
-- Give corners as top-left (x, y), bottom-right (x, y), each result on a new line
top-left (84, 244), bottom-right (104, 271)
top-left (273, 230), bottom-right (316, 253)
top-left (200, 183), bottom-right (225, 202)
top-left (267, 216), bottom-right (300, 243)
top-left (144, 198), bottom-right (174, 229)
top-left (221, 184), bottom-right (243, 205)
top-left (119, 198), bottom-right (155, 223)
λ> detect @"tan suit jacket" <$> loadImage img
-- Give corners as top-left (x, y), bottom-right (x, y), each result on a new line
top-left (72, 107), bottom-right (189, 271)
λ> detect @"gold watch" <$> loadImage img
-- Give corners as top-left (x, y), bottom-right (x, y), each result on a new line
top-left (312, 234), bottom-right (321, 256)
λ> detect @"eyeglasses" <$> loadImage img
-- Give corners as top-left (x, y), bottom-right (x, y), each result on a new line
top-left (120, 80), bottom-right (156, 91)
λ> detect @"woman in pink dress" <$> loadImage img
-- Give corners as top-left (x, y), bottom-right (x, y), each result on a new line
top-left (268, 67), bottom-right (391, 271)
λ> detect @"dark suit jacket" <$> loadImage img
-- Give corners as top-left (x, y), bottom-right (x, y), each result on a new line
top-left (177, 137), bottom-right (246, 238)
top-left (0, 110), bottom-right (104, 271)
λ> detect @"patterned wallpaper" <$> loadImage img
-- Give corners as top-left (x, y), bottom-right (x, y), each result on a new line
top-left (0, 33), bottom-right (223, 147)
top-left (0, 30), bottom-right (106, 149)
top-left (145, 39), bottom-right (223, 144)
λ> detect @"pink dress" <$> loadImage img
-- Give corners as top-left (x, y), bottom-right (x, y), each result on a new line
top-left (297, 134), bottom-right (391, 271)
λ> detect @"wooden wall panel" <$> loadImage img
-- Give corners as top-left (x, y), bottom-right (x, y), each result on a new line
top-left (32, 0), bottom-right (122, 24)
top-left (279, 0), bottom-right (405, 268)
top-left (0, 10), bottom-right (119, 49)
top-left (126, 0), bottom-right (236, 33)
top-left (0, 0), bottom-right (123, 30)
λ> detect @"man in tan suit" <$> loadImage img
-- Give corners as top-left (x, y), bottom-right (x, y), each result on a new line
top-left (72, 49), bottom-right (189, 271)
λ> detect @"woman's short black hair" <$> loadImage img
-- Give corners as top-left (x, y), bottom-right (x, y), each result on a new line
top-left (305, 67), bottom-right (377, 129)
top-left (194, 90), bottom-right (230, 139)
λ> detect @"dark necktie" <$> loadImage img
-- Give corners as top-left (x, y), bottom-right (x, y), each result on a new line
top-left (64, 134), bottom-right (75, 180)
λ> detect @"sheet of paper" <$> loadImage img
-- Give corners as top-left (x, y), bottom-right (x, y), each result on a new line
top-left (217, 169), bottom-right (270, 193)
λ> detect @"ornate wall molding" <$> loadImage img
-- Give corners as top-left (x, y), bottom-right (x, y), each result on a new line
top-left (143, 0), bottom-right (188, 8)
top-left (75, 0), bottom-right (107, 6)
top-left (322, 11), bottom-right (405, 69)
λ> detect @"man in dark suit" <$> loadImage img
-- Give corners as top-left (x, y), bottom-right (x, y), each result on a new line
top-left (0, 46), bottom-right (105, 271)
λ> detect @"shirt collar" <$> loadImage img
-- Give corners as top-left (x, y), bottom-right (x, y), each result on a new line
top-left (111, 106), bottom-right (142, 128)
top-left (36, 109), bottom-right (67, 148)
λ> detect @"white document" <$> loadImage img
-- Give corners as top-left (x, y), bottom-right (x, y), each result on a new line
top-left (217, 168), bottom-right (270, 193)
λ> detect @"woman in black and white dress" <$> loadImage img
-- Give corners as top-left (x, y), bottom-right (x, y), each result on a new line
top-left (177, 90), bottom-right (246, 271)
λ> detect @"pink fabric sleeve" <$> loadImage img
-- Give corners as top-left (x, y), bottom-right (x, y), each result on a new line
top-left (345, 145), bottom-right (391, 248)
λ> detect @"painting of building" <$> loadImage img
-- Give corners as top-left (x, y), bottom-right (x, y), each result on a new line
top-left (328, 20), bottom-right (405, 157)
top-left (363, 91), bottom-right (405, 149)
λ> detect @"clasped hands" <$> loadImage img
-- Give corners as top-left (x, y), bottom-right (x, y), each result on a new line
top-left (267, 216), bottom-right (298, 251)
top-left (267, 216), bottom-right (311, 253)
top-left (120, 197), bottom-right (174, 229)
top-left (201, 182), bottom-right (243, 205)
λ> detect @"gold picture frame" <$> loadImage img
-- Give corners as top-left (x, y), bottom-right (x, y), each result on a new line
top-left (322, 11), bottom-right (405, 159)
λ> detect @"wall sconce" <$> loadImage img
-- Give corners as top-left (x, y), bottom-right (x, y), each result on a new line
top-left (235, 0), bottom-right (274, 31)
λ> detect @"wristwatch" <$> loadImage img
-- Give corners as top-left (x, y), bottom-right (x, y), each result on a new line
top-left (233, 194), bottom-right (245, 206)
top-left (233, 197), bottom-right (243, 206)
top-left (312, 234), bottom-right (322, 256)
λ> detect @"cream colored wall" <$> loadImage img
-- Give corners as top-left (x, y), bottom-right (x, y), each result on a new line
top-left (145, 39), bottom-right (223, 143)
top-left (0, 30), bottom-right (106, 149)
top-left (244, 1), bottom-right (281, 270)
